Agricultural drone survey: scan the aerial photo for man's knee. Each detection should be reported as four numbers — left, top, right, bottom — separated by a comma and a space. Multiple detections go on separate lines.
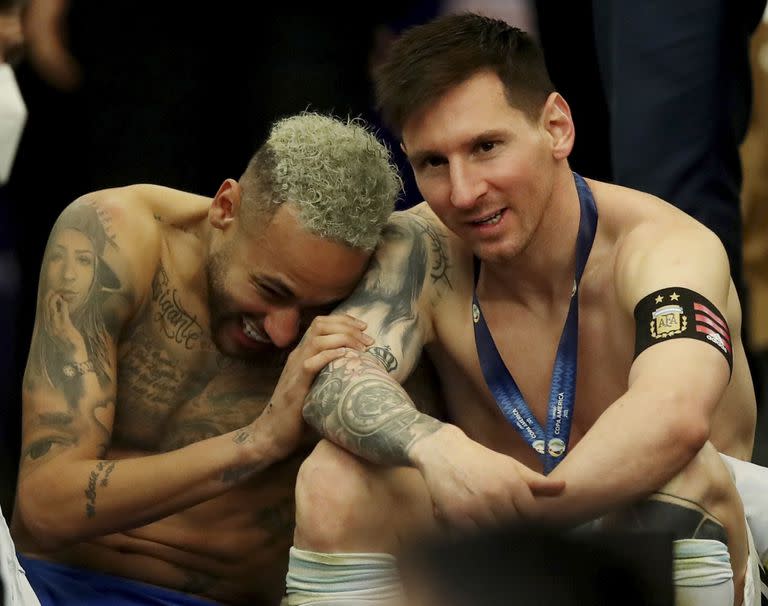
294, 440, 390, 551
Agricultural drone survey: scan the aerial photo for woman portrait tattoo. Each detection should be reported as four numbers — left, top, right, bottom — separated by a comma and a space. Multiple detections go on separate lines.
27, 204, 121, 403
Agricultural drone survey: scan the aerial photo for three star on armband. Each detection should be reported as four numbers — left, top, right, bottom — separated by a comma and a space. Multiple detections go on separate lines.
654, 292, 680, 304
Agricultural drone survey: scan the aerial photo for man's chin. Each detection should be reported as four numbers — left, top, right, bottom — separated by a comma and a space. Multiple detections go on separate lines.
211, 329, 279, 361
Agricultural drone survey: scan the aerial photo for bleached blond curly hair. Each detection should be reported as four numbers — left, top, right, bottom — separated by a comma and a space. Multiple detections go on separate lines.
239, 112, 402, 251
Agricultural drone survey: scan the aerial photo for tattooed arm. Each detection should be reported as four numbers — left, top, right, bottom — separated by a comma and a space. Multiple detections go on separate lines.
303, 209, 451, 466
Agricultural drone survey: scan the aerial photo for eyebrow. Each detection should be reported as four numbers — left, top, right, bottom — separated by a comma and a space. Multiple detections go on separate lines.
407, 129, 509, 167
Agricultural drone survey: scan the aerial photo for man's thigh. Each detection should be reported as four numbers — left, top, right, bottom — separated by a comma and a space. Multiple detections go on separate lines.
604, 442, 749, 600
610, 443, 745, 546
294, 440, 436, 553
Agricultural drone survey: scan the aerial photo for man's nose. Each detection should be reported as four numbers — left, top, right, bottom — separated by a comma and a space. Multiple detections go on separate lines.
263, 306, 300, 349
449, 162, 486, 208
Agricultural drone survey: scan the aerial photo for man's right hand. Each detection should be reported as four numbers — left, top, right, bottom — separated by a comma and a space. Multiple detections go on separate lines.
255, 314, 374, 461
410, 425, 566, 528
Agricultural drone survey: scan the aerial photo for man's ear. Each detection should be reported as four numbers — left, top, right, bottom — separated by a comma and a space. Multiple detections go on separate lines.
540, 92, 575, 160
209, 179, 241, 229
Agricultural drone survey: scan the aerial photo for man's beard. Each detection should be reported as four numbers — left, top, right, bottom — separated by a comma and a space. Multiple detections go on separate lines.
205, 247, 286, 363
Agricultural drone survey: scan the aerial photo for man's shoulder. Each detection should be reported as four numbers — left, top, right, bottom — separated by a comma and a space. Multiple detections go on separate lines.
58, 186, 174, 301
68, 185, 163, 255
394, 200, 441, 224
387, 202, 461, 249
592, 179, 721, 257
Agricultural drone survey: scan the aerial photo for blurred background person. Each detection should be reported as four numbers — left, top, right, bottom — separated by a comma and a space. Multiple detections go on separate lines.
0, 0, 27, 515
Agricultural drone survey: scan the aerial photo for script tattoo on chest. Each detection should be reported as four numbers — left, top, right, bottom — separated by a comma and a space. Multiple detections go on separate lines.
151, 264, 203, 349
120, 329, 207, 407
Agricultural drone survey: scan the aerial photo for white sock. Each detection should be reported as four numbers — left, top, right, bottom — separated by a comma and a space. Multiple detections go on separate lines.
673, 538, 734, 606
284, 547, 402, 605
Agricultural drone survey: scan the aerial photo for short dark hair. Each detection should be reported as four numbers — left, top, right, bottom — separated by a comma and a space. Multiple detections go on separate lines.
374, 12, 555, 136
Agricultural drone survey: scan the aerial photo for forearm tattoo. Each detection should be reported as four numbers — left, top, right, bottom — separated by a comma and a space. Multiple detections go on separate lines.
217, 425, 265, 485
84, 460, 116, 518
304, 352, 442, 465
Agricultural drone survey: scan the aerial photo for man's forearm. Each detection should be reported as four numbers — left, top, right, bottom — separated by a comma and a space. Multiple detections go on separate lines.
17, 421, 278, 549
533, 392, 704, 526
303, 350, 444, 466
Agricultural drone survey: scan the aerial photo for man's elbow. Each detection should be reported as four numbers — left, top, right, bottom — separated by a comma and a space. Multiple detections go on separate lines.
665, 403, 711, 461
17, 479, 76, 552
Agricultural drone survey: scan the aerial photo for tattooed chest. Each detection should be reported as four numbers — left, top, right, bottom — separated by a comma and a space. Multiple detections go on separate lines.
112, 263, 285, 451
114, 327, 216, 448
114, 328, 284, 452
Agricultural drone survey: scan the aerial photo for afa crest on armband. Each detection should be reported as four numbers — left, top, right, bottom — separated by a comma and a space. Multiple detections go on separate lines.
650, 299, 687, 339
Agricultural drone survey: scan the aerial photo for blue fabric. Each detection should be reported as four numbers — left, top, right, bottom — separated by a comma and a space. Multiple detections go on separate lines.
17, 553, 216, 606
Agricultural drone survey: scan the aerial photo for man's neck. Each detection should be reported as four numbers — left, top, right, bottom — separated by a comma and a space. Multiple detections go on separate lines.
479, 170, 582, 308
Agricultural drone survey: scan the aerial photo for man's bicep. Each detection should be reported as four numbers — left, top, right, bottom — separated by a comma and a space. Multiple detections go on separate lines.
620, 225, 733, 408
617, 224, 732, 320
333, 214, 438, 383
19, 200, 136, 471
628, 338, 729, 408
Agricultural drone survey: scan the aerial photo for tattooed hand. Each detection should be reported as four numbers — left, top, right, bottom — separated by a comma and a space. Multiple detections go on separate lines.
45, 291, 88, 358
254, 314, 374, 460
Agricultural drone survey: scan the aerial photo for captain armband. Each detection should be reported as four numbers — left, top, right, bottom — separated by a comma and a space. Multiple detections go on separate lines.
633, 287, 733, 374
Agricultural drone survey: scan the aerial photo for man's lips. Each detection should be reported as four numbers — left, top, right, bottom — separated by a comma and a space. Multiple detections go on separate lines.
468, 208, 505, 226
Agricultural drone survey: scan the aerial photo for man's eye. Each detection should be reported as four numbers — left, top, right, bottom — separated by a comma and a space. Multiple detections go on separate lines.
478, 141, 496, 153
425, 156, 445, 168
259, 285, 280, 300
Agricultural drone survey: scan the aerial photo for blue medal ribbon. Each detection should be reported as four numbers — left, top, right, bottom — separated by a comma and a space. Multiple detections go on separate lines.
471, 172, 598, 473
